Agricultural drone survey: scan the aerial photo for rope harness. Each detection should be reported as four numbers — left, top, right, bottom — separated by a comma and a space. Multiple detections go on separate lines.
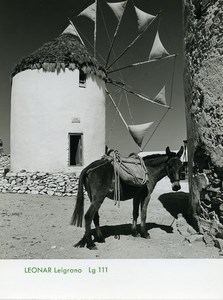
85, 151, 149, 207
107, 150, 149, 206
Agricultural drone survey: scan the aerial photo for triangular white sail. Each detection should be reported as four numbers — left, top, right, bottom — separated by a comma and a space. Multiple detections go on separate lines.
78, 2, 96, 23
128, 122, 153, 147
154, 85, 167, 106
107, 1, 127, 21
62, 24, 84, 45
134, 6, 155, 32
78, 1, 98, 57
149, 31, 170, 60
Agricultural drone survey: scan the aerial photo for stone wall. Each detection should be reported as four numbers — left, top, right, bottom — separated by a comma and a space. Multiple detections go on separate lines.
0, 171, 78, 196
0, 139, 79, 197
184, 0, 223, 234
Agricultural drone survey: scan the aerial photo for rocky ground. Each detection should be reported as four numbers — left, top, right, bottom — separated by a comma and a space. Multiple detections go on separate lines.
0, 178, 221, 259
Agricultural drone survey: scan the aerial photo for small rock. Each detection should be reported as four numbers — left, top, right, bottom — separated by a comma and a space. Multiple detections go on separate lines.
203, 232, 215, 247
57, 176, 64, 183
185, 234, 204, 244
47, 190, 54, 196
55, 192, 62, 197
31, 190, 39, 195
187, 226, 197, 235
6, 172, 16, 178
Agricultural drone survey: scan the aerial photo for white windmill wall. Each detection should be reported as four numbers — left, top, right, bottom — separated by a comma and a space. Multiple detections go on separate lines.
10, 69, 106, 173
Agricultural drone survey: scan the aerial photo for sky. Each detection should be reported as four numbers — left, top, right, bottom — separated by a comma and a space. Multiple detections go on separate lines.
0, 0, 185, 155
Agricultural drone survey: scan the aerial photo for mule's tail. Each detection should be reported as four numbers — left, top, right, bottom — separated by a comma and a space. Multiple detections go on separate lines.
70, 168, 88, 227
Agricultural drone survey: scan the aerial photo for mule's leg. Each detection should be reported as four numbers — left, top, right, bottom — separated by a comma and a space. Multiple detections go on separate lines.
93, 211, 105, 243
84, 201, 103, 249
132, 197, 141, 237
132, 187, 147, 237
75, 201, 101, 249
140, 192, 151, 239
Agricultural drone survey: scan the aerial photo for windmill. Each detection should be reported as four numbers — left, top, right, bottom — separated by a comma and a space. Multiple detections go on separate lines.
10, 0, 178, 173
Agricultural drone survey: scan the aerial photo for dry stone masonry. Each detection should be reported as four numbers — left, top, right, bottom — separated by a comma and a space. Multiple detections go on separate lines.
0, 171, 79, 197
0, 139, 79, 196
184, 0, 223, 236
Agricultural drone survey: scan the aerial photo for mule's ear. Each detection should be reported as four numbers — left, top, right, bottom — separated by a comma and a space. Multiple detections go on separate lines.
166, 146, 171, 156
177, 146, 184, 158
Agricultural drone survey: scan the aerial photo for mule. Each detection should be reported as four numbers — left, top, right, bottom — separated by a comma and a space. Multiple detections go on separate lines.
71, 146, 183, 249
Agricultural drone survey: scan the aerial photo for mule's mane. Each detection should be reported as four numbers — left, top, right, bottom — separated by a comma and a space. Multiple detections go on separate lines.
142, 152, 177, 167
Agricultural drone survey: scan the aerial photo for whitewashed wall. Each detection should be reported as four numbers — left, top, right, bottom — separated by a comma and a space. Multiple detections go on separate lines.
10, 69, 105, 173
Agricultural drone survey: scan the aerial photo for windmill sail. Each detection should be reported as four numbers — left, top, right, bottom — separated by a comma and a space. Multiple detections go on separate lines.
62, 23, 85, 45
78, 2, 96, 22
154, 85, 167, 106
128, 122, 153, 147
78, 1, 97, 56
149, 31, 170, 60
105, 1, 128, 68
107, 1, 127, 21
134, 6, 155, 32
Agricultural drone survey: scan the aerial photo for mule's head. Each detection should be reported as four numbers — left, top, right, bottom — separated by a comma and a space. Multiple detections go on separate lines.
166, 146, 184, 191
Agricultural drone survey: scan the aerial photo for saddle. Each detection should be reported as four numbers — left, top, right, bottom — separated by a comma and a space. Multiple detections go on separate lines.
104, 150, 148, 187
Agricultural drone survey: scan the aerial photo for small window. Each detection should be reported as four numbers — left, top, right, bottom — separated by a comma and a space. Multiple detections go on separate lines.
79, 70, 86, 88
69, 134, 83, 166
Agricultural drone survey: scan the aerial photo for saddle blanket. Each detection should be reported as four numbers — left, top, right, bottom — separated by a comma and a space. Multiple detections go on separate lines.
104, 151, 148, 187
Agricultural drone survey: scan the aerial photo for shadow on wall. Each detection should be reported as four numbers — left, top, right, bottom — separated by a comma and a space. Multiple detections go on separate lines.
158, 192, 193, 226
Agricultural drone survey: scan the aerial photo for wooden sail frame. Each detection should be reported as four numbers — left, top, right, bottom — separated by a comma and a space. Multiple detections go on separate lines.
74, 0, 177, 149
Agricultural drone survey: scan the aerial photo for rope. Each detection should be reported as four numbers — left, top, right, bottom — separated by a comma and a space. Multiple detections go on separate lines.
113, 151, 121, 207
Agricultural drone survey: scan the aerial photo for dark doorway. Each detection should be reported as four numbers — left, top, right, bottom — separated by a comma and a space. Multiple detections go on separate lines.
69, 134, 83, 166
79, 70, 87, 88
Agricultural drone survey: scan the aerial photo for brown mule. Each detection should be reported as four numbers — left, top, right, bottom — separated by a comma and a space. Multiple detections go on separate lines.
71, 146, 183, 249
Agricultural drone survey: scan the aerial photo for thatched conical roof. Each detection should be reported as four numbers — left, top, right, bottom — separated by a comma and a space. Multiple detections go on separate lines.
12, 33, 106, 79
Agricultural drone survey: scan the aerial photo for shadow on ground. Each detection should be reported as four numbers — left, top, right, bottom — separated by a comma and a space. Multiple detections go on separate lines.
158, 191, 195, 228
91, 222, 173, 240
89, 192, 192, 241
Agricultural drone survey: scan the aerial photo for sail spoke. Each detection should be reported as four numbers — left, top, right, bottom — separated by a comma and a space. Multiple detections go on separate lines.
105, 88, 128, 129
105, 0, 128, 68
106, 88, 153, 149
106, 12, 160, 71
107, 54, 176, 74
108, 80, 171, 108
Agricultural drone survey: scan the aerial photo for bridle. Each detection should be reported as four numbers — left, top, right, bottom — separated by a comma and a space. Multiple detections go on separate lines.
166, 156, 182, 184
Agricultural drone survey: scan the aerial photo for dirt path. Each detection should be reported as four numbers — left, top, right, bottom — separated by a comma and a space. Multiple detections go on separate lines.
0, 178, 220, 259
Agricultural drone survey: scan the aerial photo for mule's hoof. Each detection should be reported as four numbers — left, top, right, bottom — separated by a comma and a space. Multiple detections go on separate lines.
140, 232, 151, 239
132, 231, 140, 237
87, 243, 98, 250
97, 237, 105, 243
